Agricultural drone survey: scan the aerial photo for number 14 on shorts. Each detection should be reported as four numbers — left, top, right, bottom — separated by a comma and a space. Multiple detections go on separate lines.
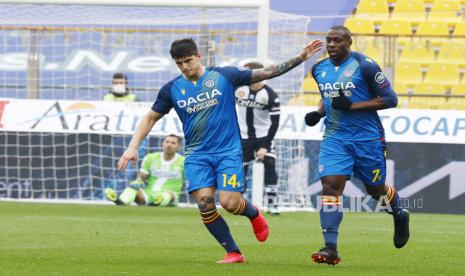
222, 174, 240, 188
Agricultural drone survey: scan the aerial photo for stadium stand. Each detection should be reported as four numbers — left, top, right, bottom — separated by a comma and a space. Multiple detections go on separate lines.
354, 0, 390, 23
428, 0, 462, 25
390, 0, 426, 24
297, 0, 465, 110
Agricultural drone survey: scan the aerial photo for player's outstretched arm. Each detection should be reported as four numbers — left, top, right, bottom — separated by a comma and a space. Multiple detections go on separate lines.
250, 40, 323, 84
117, 110, 163, 171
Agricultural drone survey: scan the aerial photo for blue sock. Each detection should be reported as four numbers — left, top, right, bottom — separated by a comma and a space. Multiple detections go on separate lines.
201, 208, 240, 253
233, 198, 259, 220
386, 185, 402, 216
320, 195, 343, 248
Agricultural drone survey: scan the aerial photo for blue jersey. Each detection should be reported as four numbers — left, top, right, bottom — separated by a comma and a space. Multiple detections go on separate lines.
152, 66, 252, 156
312, 51, 396, 141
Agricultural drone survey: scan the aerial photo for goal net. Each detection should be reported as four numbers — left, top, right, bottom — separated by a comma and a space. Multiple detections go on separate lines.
0, 1, 313, 209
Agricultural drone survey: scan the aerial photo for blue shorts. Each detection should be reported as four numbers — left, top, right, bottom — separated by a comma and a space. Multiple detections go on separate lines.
184, 154, 246, 193
318, 138, 386, 186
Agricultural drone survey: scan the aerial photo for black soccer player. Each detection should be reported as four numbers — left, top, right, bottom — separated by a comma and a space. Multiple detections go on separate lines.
305, 26, 410, 265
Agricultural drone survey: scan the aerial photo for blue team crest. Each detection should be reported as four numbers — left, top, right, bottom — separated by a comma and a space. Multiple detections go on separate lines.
205, 79, 215, 88
321, 72, 326, 78
344, 69, 353, 77
181, 89, 186, 95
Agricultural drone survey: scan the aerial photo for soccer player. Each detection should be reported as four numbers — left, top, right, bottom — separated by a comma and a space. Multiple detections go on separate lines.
117, 38, 323, 263
305, 26, 410, 265
235, 61, 281, 215
105, 134, 184, 207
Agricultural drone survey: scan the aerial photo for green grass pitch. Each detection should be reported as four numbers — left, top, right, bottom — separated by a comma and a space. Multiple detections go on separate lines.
1, 201, 464, 275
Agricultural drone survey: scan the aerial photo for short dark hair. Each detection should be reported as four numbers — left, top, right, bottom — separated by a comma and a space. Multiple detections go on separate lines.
329, 25, 352, 40
169, 38, 199, 59
112, 72, 128, 81
166, 134, 181, 144
244, 61, 264, 70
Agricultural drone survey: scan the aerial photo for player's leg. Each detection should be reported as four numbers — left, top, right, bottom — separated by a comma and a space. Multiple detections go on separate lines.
312, 138, 353, 265
105, 180, 145, 205
147, 190, 177, 207
186, 155, 244, 263
263, 153, 279, 215
354, 140, 410, 248
193, 187, 245, 264
216, 154, 269, 243
241, 139, 255, 183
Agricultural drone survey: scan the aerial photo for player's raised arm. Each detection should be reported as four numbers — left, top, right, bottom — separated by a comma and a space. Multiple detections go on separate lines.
117, 110, 163, 171
250, 40, 323, 84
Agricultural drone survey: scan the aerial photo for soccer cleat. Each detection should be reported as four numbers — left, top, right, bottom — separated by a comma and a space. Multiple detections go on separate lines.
251, 211, 269, 242
216, 252, 246, 264
267, 206, 280, 216
311, 246, 341, 265
104, 188, 117, 202
394, 209, 410, 248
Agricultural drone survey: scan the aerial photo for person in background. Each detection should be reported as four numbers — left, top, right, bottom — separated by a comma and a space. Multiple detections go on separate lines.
105, 134, 184, 207
104, 72, 138, 102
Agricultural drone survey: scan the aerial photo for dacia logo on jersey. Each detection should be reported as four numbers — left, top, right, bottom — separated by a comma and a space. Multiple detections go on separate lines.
177, 89, 222, 113
319, 81, 356, 91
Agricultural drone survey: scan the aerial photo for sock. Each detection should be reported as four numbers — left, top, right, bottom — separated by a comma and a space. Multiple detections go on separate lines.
320, 195, 343, 248
385, 185, 402, 217
201, 208, 240, 253
232, 198, 259, 220
118, 187, 137, 205
265, 184, 278, 208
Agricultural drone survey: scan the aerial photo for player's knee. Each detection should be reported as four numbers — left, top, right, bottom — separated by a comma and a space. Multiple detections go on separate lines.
134, 191, 147, 205
365, 183, 386, 198
197, 196, 216, 212
219, 197, 240, 213
321, 177, 345, 195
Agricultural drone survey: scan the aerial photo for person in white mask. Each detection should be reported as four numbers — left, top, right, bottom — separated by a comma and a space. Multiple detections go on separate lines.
104, 72, 138, 102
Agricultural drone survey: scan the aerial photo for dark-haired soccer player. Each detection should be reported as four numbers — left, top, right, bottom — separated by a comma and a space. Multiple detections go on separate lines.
118, 38, 323, 263
305, 26, 410, 265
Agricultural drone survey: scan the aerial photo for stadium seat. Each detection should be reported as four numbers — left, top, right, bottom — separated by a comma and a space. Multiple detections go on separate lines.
407, 96, 447, 109
302, 76, 320, 92
288, 93, 321, 106
453, 21, 465, 36
397, 43, 435, 64
394, 82, 410, 94
352, 36, 375, 52
344, 17, 376, 34
397, 95, 411, 108
451, 84, 465, 95
424, 63, 461, 86
416, 21, 450, 46
416, 21, 450, 36
428, 0, 462, 25
413, 83, 447, 94
379, 20, 413, 35
391, 0, 427, 24
436, 41, 465, 66
445, 97, 465, 110
354, 0, 390, 23
395, 62, 423, 84
364, 43, 384, 65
